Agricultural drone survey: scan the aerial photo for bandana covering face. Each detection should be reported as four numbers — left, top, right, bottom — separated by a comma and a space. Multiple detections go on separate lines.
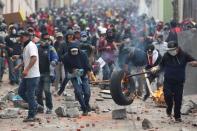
168, 49, 177, 56
71, 48, 79, 55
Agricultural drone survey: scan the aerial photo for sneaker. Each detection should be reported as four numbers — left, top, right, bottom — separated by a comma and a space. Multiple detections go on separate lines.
142, 94, 150, 101
46, 109, 52, 114
167, 114, 173, 119
166, 109, 172, 118
37, 105, 44, 113
9, 81, 15, 85
175, 118, 182, 122
23, 117, 36, 122
86, 105, 91, 112
57, 90, 62, 96
82, 111, 88, 116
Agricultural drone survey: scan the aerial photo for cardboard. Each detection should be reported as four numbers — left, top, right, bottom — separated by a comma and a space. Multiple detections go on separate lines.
3, 11, 26, 24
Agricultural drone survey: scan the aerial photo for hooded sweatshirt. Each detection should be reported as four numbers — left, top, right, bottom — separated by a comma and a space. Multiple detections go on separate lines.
63, 43, 91, 78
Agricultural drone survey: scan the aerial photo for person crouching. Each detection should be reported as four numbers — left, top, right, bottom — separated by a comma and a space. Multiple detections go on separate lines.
63, 42, 93, 116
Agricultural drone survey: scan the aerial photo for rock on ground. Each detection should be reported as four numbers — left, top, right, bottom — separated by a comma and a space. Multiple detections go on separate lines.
112, 109, 127, 119
64, 101, 80, 108
64, 95, 75, 101
0, 101, 7, 110
181, 100, 196, 115
0, 108, 20, 119
55, 106, 67, 117
142, 118, 153, 130
66, 107, 80, 118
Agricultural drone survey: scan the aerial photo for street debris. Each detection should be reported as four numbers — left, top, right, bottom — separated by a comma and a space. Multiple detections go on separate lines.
181, 100, 197, 115
112, 108, 127, 119
95, 97, 104, 101
192, 117, 197, 127
67, 107, 80, 118
64, 95, 75, 101
101, 94, 112, 99
142, 118, 153, 130
100, 90, 111, 94
55, 106, 67, 117
0, 101, 7, 110
0, 108, 20, 119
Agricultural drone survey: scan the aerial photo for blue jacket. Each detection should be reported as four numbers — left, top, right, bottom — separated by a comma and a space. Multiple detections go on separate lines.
38, 44, 59, 74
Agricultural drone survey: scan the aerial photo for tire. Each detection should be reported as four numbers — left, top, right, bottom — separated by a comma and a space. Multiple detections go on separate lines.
110, 70, 135, 105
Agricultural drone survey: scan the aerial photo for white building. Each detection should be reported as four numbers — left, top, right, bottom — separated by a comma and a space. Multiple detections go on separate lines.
146, 0, 184, 22
36, 0, 71, 10
1, 0, 35, 16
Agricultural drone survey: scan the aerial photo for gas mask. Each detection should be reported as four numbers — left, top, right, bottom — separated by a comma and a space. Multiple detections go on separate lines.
168, 49, 177, 56
71, 48, 79, 55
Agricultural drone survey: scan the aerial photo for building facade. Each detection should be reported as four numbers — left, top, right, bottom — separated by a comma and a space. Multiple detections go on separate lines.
36, 0, 72, 10
146, 0, 173, 22
1, 0, 35, 16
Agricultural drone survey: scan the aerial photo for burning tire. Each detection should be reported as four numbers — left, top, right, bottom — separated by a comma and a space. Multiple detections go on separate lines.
110, 70, 136, 105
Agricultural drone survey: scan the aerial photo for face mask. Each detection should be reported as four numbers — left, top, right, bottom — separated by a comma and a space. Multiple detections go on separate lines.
12, 29, 16, 34
168, 50, 177, 56
71, 48, 79, 55
157, 38, 162, 43
81, 36, 87, 42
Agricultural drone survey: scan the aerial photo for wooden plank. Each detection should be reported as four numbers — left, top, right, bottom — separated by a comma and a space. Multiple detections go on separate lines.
100, 90, 111, 94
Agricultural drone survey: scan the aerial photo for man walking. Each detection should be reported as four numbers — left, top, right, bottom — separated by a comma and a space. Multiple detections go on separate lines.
17, 30, 42, 122
37, 33, 58, 114
151, 41, 197, 122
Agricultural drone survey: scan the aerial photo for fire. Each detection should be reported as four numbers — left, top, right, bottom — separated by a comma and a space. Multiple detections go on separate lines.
152, 86, 166, 107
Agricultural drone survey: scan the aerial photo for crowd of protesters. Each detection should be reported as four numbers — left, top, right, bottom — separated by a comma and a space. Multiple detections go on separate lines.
0, 0, 197, 122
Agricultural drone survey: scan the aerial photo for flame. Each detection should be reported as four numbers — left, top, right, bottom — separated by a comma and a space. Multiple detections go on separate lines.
152, 86, 166, 106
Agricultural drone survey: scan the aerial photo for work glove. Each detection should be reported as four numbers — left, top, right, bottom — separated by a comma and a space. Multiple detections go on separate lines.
88, 71, 96, 81
76, 69, 84, 76
150, 66, 160, 74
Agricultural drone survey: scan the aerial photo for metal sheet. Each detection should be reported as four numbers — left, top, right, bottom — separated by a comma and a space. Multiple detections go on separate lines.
178, 30, 197, 95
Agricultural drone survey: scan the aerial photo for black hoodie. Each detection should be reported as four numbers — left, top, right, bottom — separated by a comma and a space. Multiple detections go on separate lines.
63, 43, 91, 78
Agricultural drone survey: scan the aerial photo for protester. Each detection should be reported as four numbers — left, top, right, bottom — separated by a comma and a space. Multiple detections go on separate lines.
53, 32, 66, 90
0, 0, 197, 123
63, 42, 92, 116
17, 30, 43, 122
150, 41, 197, 122
5, 25, 21, 85
37, 33, 58, 114
143, 44, 162, 101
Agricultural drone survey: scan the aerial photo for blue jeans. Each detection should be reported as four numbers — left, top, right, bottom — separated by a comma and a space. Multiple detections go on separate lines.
102, 63, 114, 80
8, 58, 20, 83
37, 73, 53, 109
0, 57, 4, 81
58, 70, 69, 95
18, 77, 40, 118
71, 77, 91, 112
